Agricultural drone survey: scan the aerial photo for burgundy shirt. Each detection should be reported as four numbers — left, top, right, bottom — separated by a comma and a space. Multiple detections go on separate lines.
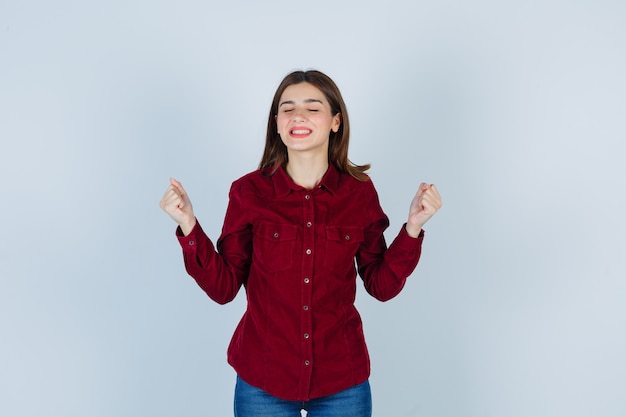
176, 164, 423, 401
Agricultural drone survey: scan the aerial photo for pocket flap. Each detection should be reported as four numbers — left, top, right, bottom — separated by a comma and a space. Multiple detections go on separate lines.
258, 223, 298, 242
325, 226, 364, 244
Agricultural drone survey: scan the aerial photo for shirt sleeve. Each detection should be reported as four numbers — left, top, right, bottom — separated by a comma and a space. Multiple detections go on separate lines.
176, 181, 252, 305
356, 183, 423, 302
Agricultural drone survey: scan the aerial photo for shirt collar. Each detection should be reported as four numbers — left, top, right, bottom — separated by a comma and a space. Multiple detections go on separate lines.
271, 163, 340, 198
319, 163, 340, 195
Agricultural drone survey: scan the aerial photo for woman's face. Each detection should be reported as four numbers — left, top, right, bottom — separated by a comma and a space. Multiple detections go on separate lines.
275, 82, 341, 158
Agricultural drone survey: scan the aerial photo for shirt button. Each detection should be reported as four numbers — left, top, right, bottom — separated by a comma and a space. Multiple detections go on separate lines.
304, 333, 310, 339
306, 221, 312, 228
273, 232, 279, 238
345, 235, 350, 240
303, 305, 309, 311
188, 241, 195, 246
306, 249, 312, 255
304, 278, 310, 284
304, 360, 310, 366
305, 195, 310, 200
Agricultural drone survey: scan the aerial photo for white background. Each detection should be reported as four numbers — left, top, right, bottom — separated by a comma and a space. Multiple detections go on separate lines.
1, 1, 625, 416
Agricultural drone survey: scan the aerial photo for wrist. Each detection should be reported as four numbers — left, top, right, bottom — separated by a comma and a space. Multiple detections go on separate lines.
179, 218, 197, 236
405, 223, 422, 238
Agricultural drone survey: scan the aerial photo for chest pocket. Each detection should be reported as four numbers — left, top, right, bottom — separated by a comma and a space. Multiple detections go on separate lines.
253, 223, 299, 272
322, 226, 364, 276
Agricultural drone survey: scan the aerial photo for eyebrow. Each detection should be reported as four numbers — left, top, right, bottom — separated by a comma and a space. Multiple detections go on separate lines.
279, 98, 324, 107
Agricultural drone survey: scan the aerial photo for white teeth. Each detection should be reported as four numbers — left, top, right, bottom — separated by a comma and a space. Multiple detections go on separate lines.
291, 129, 311, 135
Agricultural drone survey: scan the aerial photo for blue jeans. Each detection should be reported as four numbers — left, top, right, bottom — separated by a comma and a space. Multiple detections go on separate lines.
234, 376, 372, 417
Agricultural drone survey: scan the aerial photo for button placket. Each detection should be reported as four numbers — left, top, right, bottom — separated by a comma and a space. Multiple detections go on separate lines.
298, 189, 315, 397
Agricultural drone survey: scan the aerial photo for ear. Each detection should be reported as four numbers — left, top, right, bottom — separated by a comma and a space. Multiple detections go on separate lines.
331, 113, 341, 133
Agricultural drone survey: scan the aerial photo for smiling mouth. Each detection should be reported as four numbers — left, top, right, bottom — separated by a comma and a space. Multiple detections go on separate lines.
290, 129, 312, 135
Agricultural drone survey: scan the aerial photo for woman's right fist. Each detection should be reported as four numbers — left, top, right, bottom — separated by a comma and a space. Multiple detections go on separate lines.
159, 178, 197, 236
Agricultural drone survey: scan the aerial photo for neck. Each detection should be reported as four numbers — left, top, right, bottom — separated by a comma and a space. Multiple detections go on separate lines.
285, 152, 329, 190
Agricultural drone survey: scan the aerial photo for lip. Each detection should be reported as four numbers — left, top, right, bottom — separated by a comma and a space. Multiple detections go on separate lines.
289, 126, 312, 138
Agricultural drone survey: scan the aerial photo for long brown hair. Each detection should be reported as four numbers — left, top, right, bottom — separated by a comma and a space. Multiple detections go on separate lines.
258, 70, 370, 181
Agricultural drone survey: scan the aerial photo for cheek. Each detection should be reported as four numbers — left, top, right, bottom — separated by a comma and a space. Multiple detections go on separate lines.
319, 116, 337, 131
276, 116, 289, 131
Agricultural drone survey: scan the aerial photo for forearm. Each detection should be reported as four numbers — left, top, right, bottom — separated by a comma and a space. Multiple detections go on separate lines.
359, 224, 423, 301
177, 221, 248, 304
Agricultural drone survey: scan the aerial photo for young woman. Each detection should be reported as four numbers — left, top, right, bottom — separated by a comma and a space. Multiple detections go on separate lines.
159, 70, 442, 417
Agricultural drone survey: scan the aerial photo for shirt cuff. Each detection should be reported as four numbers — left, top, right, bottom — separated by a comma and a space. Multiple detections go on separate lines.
176, 219, 203, 252
394, 223, 424, 252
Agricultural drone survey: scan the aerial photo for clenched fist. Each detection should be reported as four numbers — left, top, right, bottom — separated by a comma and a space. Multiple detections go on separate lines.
159, 178, 197, 236
405, 183, 442, 238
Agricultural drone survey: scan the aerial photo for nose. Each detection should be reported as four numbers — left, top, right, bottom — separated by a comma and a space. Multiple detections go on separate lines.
292, 108, 305, 122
